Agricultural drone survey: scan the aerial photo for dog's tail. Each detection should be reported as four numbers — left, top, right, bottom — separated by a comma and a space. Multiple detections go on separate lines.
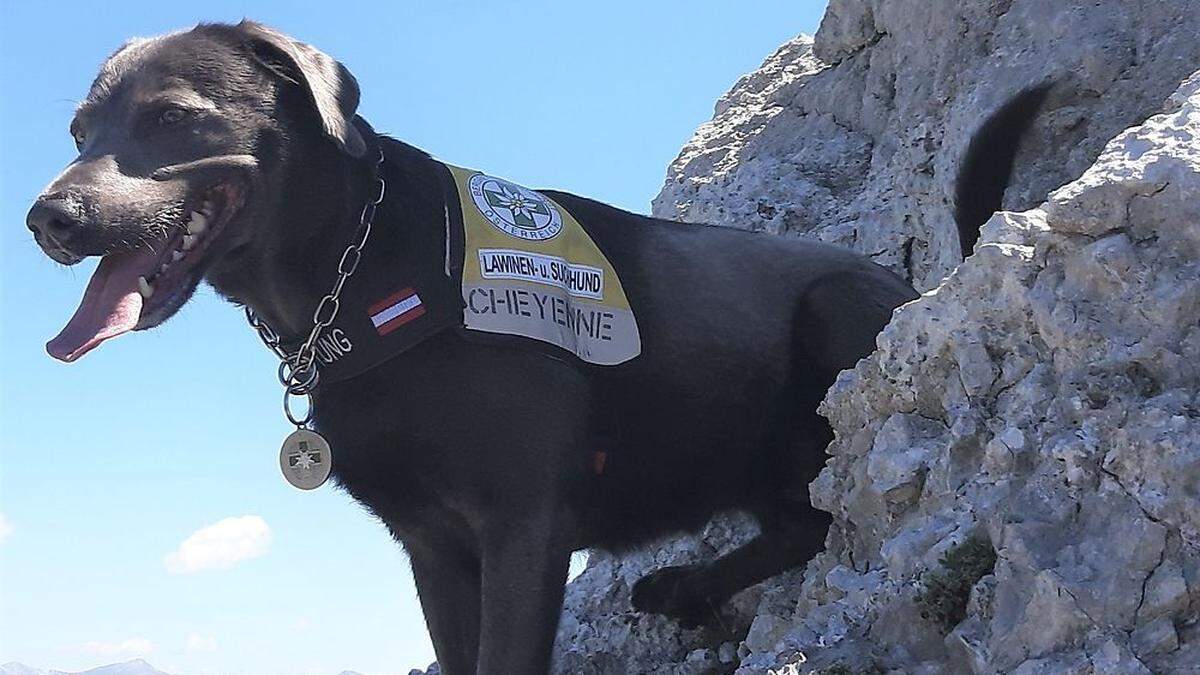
954, 84, 1054, 257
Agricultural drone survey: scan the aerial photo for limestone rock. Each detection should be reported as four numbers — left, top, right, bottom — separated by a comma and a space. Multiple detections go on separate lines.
652, 0, 1200, 292
778, 68, 1200, 674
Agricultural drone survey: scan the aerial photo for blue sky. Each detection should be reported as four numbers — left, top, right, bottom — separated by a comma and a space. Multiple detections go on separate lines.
0, 2, 827, 673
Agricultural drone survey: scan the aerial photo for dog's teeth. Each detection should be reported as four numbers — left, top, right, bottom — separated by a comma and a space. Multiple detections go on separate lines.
187, 212, 208, 235
172, 250, 185, 262
182, 234, 196, 250
200, 200, 214, 216
137, 276, 154, 299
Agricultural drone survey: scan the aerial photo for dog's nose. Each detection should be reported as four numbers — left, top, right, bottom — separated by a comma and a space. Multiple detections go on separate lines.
27, 197, 83, 244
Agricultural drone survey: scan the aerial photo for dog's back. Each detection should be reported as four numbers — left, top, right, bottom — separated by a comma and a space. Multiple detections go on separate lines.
541, 192, 918, 548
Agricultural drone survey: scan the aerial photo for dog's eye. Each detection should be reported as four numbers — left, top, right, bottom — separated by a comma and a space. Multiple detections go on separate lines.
158, 107, 189, 125
69, 120, 86, 150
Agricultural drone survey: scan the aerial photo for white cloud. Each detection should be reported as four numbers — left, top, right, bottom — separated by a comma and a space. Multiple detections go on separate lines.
185, 632, 217, 652
0, 513, 12, 543
74, 637, 154, 657
165, 515, 271, 574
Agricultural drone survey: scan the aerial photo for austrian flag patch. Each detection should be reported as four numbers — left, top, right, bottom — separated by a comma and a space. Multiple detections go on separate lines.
369, 288, 425, 336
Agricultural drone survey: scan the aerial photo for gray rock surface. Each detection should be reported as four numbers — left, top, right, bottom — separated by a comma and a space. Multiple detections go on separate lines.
773, 68, 1200, 674
652, 0, 1200, 292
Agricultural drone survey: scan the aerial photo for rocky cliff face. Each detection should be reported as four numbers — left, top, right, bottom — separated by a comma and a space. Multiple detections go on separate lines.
547, 1, 1200, 673
653, 0, 1200, 292
786, 69, 1200, 675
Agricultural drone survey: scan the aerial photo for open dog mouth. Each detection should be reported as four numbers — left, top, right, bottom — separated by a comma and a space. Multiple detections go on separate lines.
46, 183, 244, 362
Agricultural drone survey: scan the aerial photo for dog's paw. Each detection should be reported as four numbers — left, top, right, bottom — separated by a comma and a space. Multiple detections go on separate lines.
630, 564, 723, 628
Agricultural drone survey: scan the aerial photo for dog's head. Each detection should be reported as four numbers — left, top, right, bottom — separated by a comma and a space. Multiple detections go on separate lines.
29, 21, 365, 362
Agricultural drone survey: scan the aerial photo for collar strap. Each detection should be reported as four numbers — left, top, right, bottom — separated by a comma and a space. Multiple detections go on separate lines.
246, 146, 386, 427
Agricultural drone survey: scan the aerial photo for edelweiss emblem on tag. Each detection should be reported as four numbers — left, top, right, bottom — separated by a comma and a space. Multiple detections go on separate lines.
279, 429, 332, 490
469, 173, 563, 241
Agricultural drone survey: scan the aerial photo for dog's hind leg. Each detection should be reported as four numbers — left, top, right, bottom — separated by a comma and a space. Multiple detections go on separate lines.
408, 541, 482, 675
631, 497, 831, 628
632, 268, 913, 627
630, 265, 918, 624
629, 376, 835, 628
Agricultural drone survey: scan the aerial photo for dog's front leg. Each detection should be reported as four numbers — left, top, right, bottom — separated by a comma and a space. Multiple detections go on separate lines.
409, 542, 482, 675
476, 507, 572, 675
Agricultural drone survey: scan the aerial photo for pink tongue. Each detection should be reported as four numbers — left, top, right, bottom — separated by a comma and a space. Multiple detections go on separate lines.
47, 249, 154, 362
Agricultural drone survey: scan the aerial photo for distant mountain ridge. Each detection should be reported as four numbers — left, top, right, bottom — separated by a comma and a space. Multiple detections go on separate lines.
0, 660, 169, 675
0, 662, 367, 675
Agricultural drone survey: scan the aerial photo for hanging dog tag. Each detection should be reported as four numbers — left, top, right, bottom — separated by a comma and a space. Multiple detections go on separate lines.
279, 428, 332, 490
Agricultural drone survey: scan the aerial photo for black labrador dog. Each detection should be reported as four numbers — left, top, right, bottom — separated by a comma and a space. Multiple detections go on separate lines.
28, 22, 918, 674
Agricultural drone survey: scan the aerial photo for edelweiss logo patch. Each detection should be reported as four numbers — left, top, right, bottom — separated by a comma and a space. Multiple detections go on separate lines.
468, 173, 563, 241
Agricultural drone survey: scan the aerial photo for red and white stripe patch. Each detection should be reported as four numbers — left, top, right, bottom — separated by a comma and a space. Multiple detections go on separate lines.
368, 287, 426, 336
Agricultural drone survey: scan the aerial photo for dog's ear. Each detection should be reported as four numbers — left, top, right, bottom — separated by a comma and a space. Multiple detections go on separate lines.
237, 21, 366, 157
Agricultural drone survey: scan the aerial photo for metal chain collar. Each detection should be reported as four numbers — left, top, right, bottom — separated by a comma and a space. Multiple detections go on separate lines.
245, 147, 387, 428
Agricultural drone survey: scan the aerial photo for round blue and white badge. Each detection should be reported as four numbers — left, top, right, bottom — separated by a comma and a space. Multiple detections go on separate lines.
468, 173, 563, 241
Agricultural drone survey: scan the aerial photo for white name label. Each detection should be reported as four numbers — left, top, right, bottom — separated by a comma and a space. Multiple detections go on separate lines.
478, 248, 604, 300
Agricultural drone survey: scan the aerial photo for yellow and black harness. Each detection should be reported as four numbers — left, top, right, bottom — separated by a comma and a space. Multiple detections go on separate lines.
301, 162, 642, 386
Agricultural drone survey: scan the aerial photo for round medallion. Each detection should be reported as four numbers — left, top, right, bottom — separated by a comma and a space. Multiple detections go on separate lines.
279, 428, 332, 490
468, 172, 563, 241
